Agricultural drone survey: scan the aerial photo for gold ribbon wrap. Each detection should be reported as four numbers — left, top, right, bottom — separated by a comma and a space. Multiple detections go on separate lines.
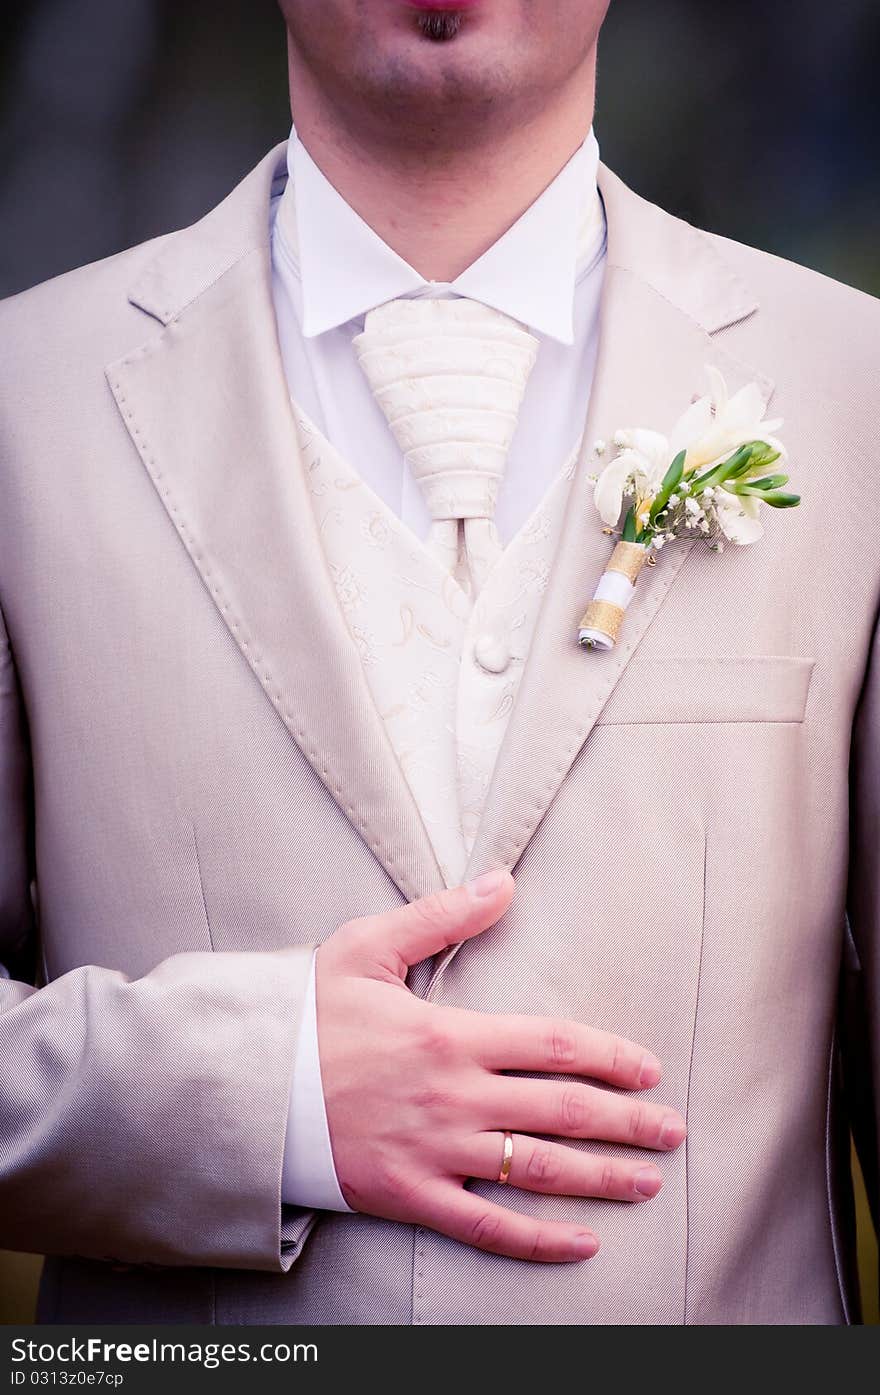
579, 541, 650, 649
579, 598, 625, 642
605, 540, 650, 583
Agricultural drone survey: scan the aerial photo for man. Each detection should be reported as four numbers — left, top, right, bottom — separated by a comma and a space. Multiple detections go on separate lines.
0, 0, 877, 1326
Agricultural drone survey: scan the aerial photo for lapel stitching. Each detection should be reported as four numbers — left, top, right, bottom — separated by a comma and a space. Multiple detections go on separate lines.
107, 146, 772, 938
108, 244, 446, 905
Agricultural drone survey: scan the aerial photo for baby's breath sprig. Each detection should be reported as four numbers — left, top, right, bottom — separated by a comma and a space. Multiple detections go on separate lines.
578, 368, 801, 650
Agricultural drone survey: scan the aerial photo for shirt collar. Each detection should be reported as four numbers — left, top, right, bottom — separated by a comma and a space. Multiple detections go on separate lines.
274, 120, 604, 347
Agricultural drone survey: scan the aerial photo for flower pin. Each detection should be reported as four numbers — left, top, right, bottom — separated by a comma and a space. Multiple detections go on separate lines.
578, 367, 800, 650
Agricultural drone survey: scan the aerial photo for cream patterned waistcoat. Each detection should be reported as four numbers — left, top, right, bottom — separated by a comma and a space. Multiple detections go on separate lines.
295, 401, 579, 886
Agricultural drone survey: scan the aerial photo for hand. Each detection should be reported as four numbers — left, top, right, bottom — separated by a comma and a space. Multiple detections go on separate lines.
315, 869, 686, 1263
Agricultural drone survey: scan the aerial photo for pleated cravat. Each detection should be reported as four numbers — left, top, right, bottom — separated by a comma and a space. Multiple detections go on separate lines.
352, 298, 539, 595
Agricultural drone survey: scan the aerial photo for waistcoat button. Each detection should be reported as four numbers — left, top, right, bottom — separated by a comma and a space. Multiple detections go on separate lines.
473, 626, 511, 674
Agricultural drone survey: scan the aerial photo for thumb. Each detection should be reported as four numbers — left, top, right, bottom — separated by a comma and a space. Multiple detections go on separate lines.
352, 869, 515, 978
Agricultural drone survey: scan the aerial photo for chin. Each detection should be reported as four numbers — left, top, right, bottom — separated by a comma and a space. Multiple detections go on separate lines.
283, 0, 565, 134
352, 10, 513, 118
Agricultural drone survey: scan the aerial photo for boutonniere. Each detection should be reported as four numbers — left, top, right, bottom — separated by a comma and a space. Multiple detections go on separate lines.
578, 367, 800, 650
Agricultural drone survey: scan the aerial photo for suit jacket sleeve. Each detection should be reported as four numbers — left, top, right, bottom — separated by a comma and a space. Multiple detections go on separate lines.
844, 599, 880, 1243
0, 599, 319, 1272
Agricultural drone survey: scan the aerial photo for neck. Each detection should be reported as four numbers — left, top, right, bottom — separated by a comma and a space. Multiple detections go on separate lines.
287, 57, 597, 283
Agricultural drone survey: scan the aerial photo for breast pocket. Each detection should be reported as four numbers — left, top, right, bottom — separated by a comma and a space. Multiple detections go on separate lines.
594, 655, 815, 726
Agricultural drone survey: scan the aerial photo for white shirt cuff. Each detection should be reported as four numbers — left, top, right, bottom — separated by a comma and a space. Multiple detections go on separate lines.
280, 947, 354, 1212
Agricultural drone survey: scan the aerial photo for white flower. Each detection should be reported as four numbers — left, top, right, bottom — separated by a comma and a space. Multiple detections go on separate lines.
593, 429, 669, 527
593, 438, 607, 455
596, 368, 786, 543
713, 487, 765, 544
668, 365, 785, 475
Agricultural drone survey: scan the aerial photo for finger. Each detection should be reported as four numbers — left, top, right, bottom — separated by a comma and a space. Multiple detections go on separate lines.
486, 1079, 687, 1151
460, 1132, 664, 1202
423, 1182, 600, 1263
462, 1011, 662, 1090
345, 869, 515, 974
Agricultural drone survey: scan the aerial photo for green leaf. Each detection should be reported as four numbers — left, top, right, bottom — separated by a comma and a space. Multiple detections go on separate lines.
739, 473, 789, 492
745, 441, 782, 471
661, 449, 687, 493
759, 491, 801, 508
690, 443, 753, 491
726, 447, 769, 479
648, 449, 686, 522
622, 506, 637, 541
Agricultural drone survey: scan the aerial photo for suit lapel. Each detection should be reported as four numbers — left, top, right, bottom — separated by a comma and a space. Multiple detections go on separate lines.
428, 165, 774, 988
107, 146, 445, 904
104, 143, 772, 932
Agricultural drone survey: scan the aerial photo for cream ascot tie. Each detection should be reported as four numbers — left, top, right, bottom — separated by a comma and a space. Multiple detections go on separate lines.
352, 298, 540, 595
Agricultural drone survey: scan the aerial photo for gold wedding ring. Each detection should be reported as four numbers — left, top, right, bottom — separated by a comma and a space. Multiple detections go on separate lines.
497, 1131, 514, 1185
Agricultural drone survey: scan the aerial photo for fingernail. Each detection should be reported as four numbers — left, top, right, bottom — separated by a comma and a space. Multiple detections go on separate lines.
661, 1114, 687, 1148
634, 1167, 662, 1198
468, 868, 507, 898
571, 1231, 600, 1258
638, 1053, 661, 1088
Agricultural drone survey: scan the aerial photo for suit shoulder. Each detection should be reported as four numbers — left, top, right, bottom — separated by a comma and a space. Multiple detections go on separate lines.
0, 231, 178, 368
0, 142, 285, 361
690, 222, 880, 507
702, 225, 880, 353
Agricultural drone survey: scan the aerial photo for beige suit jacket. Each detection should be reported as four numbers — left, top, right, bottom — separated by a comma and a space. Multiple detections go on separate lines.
1, 141, 878, 1325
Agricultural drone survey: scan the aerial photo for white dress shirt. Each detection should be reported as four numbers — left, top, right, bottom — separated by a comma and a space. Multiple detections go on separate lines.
271, 121, 607, 1211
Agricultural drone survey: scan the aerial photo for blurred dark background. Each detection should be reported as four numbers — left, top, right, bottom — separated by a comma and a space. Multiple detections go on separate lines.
0, 0, 877, 1325
1, 0, 879, 300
